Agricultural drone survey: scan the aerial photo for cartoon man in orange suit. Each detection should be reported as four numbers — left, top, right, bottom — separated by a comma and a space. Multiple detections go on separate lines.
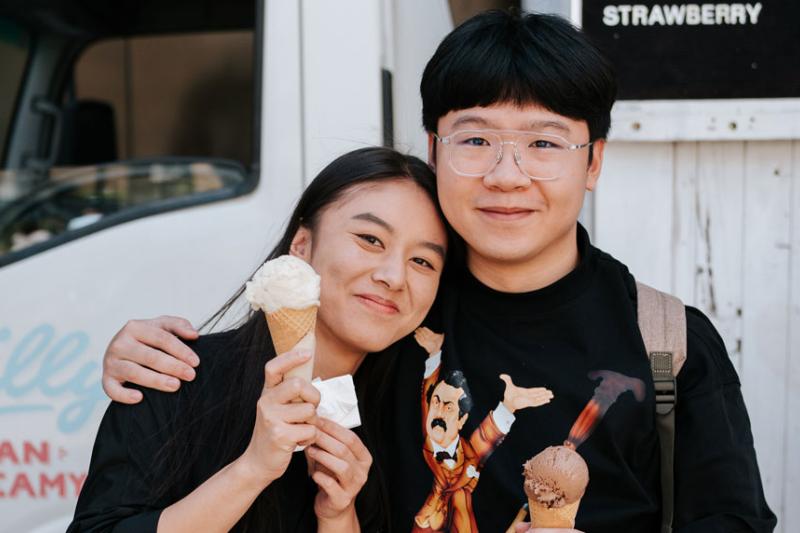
412, 327, 554, 533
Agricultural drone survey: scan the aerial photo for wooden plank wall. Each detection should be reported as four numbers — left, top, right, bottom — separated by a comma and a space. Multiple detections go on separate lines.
594, 141, 799, 532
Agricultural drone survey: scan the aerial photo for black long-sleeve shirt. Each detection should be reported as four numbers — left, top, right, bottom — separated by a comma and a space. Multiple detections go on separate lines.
382, 225, 776, 532
68, 331, 323, 532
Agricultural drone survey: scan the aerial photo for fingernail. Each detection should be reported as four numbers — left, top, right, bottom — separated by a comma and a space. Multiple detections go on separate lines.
183, 368, 196, 381
190, 356, 200, 366
130, 391, 143, 402
166, 378, 180, 389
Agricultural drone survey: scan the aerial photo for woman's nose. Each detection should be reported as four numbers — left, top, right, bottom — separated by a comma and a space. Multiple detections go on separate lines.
371, 254, 406, 290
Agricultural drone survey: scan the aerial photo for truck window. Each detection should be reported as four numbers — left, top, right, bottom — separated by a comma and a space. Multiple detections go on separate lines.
0, 18, 29, 163
0, 28, 256, 261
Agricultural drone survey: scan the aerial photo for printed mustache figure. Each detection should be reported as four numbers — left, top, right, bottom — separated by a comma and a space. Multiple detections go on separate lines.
413, 327, 553, 533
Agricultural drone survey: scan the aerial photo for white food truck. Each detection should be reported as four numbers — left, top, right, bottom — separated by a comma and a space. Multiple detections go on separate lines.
2, 0, 798, 531
0, 0, 467, 529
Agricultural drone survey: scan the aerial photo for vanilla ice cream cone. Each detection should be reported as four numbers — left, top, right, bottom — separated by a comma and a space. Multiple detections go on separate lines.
266, 306, 317, 381
527, 498, 580, 528
245, 255, 321, 382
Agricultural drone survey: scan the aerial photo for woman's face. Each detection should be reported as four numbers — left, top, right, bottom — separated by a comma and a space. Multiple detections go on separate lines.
291, 179, 447, 354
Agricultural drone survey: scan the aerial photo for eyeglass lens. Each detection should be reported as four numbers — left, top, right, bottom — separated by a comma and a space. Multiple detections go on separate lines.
448, 131, 579, 180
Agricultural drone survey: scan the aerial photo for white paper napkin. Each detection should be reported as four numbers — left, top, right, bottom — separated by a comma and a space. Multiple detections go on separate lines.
294, 374, 361, 452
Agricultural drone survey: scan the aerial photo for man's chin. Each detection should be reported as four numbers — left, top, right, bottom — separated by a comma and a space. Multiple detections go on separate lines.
428, 428, 446, 444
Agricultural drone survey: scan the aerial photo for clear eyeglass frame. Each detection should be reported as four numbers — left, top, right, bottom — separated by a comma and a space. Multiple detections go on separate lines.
434, 129, 593, 181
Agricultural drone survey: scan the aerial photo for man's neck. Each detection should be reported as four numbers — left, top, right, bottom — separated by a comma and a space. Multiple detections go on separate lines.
467, 224, 581, 293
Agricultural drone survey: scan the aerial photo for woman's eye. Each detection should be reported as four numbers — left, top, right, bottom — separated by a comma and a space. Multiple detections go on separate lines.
357, 234, 383, 247
412, 257, 435, 270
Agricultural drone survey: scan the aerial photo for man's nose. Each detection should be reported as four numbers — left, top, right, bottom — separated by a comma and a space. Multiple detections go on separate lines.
371, 253, 406, 290
483, 142, 531, 191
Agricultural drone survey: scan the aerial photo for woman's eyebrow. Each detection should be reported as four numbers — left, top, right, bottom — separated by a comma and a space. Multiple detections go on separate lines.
352, 212, 394, 232
420, 241, 446, 261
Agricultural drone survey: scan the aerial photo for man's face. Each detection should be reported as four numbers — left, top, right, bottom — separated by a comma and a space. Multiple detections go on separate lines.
430, 103, 604, 272
426, 381, 468, 447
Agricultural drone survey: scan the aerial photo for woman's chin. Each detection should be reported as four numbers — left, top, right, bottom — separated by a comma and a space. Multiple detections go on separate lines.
345, 329, 400, 355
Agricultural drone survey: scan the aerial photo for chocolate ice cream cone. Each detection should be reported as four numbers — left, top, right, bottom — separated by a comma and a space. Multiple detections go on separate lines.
527, 497, 581, 528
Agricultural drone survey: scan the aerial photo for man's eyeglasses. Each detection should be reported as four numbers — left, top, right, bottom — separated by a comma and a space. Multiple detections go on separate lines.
434, 129, 593, 181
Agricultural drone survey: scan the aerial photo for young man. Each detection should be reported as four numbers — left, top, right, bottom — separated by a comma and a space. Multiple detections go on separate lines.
100, 11, 775, 533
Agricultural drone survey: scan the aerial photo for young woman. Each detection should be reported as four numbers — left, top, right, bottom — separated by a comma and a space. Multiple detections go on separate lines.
68, 147, 448, 533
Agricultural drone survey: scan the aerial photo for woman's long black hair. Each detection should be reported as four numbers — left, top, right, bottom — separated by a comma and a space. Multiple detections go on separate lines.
150, 147, 443, 532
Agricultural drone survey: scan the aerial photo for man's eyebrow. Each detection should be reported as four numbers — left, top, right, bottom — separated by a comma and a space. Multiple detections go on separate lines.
450, 116, 571, 135
451, 115, 492, 130
352, 212, 393, 233
528, 120, 571, 134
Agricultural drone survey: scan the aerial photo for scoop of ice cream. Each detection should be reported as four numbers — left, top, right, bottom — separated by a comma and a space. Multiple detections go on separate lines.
523, 445, 589, 508
245, 255, 320, 313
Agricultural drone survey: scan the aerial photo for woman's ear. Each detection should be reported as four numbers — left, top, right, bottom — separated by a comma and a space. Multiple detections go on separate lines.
289, 226, 313, 261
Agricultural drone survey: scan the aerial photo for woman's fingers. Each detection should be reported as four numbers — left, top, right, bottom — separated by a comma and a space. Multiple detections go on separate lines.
263, 350, 313, 389
265, 376, 321, 406
315, 418, 371, 465
311, 469, 343, 498
274, 401, 318, 424
307, 446, 351, 480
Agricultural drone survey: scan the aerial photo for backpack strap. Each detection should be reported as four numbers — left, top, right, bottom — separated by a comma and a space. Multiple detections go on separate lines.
635, 281, 687, 533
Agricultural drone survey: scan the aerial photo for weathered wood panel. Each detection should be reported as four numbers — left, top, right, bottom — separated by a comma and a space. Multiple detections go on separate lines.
595, 139, 798, 530
595, 142, 674, 290
741, 141, 792, 524
671, 142, 698, 303
694, 142, 746, 371
784, 141, 800, 533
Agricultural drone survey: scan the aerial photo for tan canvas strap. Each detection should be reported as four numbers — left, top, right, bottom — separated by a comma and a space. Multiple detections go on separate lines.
636, 281, 687, 533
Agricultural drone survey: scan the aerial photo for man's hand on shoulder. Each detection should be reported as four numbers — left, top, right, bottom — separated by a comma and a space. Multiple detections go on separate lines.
102, 316, 200, 404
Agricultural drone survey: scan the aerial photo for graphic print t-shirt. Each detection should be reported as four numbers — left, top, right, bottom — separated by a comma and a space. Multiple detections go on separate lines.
380, 225, 775, 533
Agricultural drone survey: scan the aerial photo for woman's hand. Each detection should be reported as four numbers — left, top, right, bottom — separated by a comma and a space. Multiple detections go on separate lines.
237, 349, 320, 488
307, 417, 372, 528
102, 316, 200, 403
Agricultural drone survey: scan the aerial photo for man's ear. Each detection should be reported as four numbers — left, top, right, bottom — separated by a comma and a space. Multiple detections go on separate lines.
457, 412, 469, 430
289, 226, 313, 261
427, 133, 437, 169
586, 139, 605, 192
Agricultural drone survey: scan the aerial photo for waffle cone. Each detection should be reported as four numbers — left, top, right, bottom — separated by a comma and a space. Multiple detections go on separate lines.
265, 306, 317, 355
528, 498, 580, 529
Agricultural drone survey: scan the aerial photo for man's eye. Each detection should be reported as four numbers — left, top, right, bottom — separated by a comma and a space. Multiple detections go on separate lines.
530, 138, 563, 149
461, 136, 490, 147
357, 234, 383, 247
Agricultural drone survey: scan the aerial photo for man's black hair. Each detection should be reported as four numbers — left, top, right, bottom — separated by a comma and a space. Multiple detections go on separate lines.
427, 369, 473, 419
421, 10, 617, 142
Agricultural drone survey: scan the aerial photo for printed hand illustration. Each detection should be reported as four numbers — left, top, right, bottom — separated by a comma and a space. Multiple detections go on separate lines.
500, 374, 554, 414
414, 327, 444, 355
